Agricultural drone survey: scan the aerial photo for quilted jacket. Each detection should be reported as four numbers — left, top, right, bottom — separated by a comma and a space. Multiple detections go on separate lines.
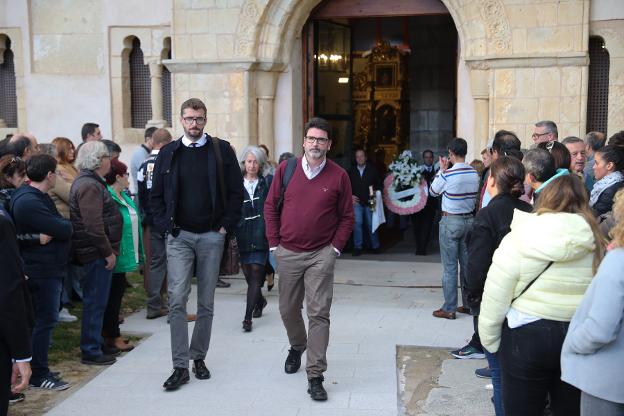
479, 209, 596, 352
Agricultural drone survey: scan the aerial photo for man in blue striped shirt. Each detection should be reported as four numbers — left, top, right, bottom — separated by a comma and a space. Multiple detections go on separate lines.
429, 138, 480, 320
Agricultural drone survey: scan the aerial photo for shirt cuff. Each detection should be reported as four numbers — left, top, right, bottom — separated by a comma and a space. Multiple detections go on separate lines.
13, 357, 32, 363
333, 247, 341, 256
269, 247, 277, 252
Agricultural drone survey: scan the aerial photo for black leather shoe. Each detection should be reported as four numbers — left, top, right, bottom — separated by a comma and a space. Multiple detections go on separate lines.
307, 376, 327, 401
284, 347, 303, 374
216, 278, 231, 288
242, 320, 252, 332
352, 249, 361, 257
252, 297, 267, 318
163, 368, 190, 390
192, 359, 211, 380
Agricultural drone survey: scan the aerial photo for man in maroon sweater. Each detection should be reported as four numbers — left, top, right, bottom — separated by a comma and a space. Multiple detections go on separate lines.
264, 117, 354, 401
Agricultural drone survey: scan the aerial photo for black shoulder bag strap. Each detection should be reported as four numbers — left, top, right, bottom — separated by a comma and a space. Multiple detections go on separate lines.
210, 136, 227, 208
512, 261, 554, 303
277, 156, 297, 212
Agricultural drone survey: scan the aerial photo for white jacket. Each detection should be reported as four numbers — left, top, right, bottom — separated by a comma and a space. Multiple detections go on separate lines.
479, 210, 596, 352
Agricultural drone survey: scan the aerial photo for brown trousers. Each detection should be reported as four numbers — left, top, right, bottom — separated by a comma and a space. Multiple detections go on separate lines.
274, 244, 337, 378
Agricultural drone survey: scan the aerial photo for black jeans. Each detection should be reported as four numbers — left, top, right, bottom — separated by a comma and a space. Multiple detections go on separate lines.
102, 273, 126, 339
499, 319, 580, 416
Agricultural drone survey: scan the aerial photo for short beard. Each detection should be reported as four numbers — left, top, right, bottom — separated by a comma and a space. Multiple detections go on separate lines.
184, 127, 204, 141
305, 148, 326, 161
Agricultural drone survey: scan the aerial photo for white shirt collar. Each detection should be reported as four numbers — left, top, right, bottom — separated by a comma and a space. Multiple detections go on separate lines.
181, 134, 207, 148
302, 156, 327, 180
150, 149, 160, 155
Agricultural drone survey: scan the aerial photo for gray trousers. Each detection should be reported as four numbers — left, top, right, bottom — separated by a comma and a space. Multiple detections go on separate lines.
146, 229, 167, 316
166, 230, 225, 369
275, 244, 337, 378
581, 392, 624, 416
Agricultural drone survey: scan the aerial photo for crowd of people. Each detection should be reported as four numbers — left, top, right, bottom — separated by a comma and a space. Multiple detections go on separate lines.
1, 105, 623, 415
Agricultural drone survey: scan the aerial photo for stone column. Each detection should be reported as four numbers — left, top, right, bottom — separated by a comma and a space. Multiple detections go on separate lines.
469, 69, 490, 152
0, 42, 5, 128
146, 61, 167, 128
255, 71, 279, 157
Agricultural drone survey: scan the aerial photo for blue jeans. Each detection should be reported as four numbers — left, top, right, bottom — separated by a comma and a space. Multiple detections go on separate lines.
353, 203, 380, 249
80, 258, 113, 358
28, 278, 62, 379
486, 350, 504, 416
61, 263, 84, 305
438, 215, 472, 312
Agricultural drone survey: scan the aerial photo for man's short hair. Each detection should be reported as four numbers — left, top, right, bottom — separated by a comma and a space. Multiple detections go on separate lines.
304, 117, 332, 141
584, 131, 606, 151
151, 128, 172, 147
561, 136, 583, 145
81, 123, 100, 141
144, 126, 158, 141
180, 98, 207, 116
422, 149, 434, 159
7, 135, 31, 158
607, 131, 624, 148
448, 137, 468, 157
26, 154, 57, 182
101, 139, 121, 155
523, 148, 556, 183
535, 120, 558, 139
492, 130, 521, 155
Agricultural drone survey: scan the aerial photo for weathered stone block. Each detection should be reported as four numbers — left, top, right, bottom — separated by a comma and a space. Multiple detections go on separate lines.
560, 96, 581, 123
187, 9, 209, 33
207, 9, 240, 34
537, 4, 558, 27
527, 27, 574, 53
494, 69, 515, 97
515, 68, 535, 98
31, 0, 100, 34
33, 34, 103, 75
538, 97, 560, 122
558, 1, 584, 26
191, 34, 217, 58
192, 0, 215, 8
174, 35, 192, 59
561, 67, 581, 97
512, 28, 527, 54
217, 34, 234, 59
534, 67, 561, 97
174, 10, 187, 33
507, 5, 539, 28
494, 98, 538, 124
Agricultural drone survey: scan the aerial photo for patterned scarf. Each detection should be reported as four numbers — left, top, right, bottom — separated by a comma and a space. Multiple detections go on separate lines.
590, 171, 624, 207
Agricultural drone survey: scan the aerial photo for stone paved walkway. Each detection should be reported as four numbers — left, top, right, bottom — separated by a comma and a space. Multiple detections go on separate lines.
46, 256, 486, 416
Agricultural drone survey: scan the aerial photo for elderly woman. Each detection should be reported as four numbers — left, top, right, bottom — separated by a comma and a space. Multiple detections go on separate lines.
236, 145, 273, 332
69, 141, 122, 365
479, 175, 605, 416
102, 159, 142, 352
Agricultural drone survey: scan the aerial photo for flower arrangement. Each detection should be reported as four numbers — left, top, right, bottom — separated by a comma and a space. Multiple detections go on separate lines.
383, 150, 428, 215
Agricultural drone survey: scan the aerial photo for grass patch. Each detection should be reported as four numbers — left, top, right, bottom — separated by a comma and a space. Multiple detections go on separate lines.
49, 272, 146, 365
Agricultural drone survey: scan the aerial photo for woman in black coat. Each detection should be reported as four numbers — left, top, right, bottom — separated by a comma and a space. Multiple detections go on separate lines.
236, 146, 273, 333
463, 157, 533, 416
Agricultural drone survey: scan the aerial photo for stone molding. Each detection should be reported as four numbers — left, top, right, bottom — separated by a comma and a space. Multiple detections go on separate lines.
466, 53, 589, 70
163, 58, 286, 74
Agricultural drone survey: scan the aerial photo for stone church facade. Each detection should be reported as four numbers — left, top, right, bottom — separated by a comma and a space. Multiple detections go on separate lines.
1, 0, 623, 161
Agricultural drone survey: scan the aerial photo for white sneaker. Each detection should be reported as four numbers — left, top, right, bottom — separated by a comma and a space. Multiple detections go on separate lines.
58, 308, 78, 322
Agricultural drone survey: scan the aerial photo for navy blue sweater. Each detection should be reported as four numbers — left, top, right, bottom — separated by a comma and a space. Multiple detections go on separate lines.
10, 185, 73, 279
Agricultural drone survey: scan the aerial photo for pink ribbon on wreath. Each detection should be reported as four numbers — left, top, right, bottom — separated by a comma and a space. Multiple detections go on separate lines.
382, 174, 428, 215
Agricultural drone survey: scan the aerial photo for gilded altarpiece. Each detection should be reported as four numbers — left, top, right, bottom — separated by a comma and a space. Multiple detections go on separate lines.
352, 41, 409, 164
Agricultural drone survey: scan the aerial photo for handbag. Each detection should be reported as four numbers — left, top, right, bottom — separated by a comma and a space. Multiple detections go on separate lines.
210, 136, 241, 276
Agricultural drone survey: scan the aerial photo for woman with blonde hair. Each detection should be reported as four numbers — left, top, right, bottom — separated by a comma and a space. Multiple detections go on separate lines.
479, 174, 605, 416
561, 188, 624, 415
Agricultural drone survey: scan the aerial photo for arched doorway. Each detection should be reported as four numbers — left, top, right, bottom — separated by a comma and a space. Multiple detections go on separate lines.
302, 1, 458, 169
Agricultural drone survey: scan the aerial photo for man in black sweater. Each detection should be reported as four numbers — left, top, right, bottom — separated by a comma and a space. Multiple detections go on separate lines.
347, 148, 382, 256
10, 154, 72, 391
151, 98, 244, 391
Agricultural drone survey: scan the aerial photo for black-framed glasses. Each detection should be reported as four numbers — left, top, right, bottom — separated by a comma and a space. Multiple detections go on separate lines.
183, 117, 206, 125
532, 132, 550, 139
304, 136, 329, 144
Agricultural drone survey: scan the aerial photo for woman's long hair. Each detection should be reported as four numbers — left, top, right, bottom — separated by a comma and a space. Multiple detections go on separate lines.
0, 154, 26, 189
535, 174, 605, 272
51, 137, 75, 165
610, 189, 624, 248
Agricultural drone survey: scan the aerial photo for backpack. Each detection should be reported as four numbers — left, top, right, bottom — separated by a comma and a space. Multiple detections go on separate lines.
277, 157, 297, 212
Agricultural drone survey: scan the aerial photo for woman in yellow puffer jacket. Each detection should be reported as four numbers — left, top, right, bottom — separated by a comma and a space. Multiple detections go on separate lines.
479, 174, 605, 416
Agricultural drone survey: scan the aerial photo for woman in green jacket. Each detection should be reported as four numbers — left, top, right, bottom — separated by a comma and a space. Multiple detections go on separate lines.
102, 158, 143, 352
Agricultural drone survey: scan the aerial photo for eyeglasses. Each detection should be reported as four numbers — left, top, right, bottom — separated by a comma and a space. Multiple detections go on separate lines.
304, 136, 329, 144
532, 132, 551, 139
183, 117, 206, 125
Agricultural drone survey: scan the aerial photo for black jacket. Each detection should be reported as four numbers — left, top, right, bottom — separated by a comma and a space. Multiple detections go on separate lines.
70, 170, 122, 265
235, 175, 271, 253
150, 135, 244, 235
464, 193, 532, 312
137, 152, 158, 226
0, 207, 33, 361
347, 163, 382, 207
421, 165, 438, 208
10, 185, 73, 279
592, 181, 624, 217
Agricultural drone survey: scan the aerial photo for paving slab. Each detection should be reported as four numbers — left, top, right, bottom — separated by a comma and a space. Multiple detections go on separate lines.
45, 257, 489, 416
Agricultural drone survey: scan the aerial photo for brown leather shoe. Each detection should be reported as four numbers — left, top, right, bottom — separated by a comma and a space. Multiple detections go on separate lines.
456, 306, 470, 314
432, 309, 456, 320
106, 336, 134, 352
186, 314, 197, 322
